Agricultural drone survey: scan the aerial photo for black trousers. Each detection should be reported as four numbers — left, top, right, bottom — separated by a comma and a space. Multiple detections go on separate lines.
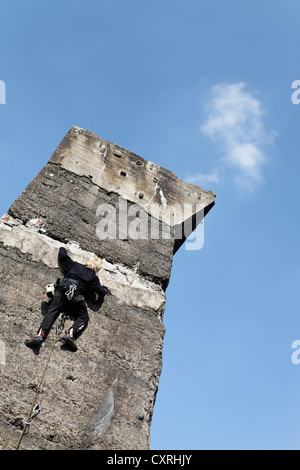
40, 286, 89, 339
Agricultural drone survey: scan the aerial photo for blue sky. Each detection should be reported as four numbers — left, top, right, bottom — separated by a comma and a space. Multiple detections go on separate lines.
1, 0, 300, 450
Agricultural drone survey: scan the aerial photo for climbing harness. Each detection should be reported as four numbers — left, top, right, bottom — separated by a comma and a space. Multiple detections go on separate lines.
14, 313, 68, 451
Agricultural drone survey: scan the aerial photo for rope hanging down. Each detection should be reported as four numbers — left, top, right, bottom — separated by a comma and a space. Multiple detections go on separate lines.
15, 313, 68, 451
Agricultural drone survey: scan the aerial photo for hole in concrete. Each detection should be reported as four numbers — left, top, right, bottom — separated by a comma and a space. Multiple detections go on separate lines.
66, 374, 77, 382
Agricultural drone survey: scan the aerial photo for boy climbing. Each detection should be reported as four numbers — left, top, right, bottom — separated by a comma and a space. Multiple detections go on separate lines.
25, 247, 107, 351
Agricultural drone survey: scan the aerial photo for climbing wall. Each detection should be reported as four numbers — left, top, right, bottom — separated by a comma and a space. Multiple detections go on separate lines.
0, 127, 215, 450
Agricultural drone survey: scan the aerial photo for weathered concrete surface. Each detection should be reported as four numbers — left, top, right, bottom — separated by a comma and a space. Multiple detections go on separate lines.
0, 127, 215, 450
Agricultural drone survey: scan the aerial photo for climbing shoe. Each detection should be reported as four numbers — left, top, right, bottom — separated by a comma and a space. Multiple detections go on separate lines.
61, 333, 78, 351
25, 333, 45, 348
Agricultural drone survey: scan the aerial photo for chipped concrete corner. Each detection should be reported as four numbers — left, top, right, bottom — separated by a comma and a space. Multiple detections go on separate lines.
0, 126, 215, 450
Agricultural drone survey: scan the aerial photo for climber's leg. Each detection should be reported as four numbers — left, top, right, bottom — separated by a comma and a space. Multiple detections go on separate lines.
25, 288, 66, 349
61, 301, 89, 351
38, 288, 66, 336
69, 301, 89, 339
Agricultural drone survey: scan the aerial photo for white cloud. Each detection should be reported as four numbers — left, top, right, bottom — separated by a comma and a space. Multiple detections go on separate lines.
200, 82, 275, 192
187, 170, 219, 186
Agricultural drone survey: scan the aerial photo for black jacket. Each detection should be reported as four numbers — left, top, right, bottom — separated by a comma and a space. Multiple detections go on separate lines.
58, 247, 106, 300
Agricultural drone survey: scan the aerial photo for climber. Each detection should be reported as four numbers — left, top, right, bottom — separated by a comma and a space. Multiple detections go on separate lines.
25, 247, 107, 351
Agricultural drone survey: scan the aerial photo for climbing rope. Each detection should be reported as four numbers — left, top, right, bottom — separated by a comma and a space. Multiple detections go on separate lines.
14, 313, 68, 451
